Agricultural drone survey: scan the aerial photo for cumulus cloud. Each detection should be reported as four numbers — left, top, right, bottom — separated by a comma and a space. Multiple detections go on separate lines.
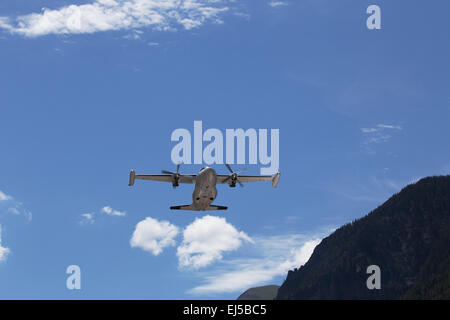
0, 0, 230, 37
125, 214, 327, 294
79, 205, 126, 225
130, 217, 179, 255
101, 206, 126, 216
0, 226, 10, 262
177, 215, 252, 269
125, 214, 327, 295
189, 236, 321, 294
277, 239, 321, 271
0, 190, 12, 201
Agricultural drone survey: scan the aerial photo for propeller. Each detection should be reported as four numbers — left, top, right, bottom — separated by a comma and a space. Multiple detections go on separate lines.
162, 162, 181, 188
223, 163, 246, 187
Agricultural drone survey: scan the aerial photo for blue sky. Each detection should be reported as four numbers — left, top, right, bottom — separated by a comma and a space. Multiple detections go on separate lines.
0, 0, 449, 299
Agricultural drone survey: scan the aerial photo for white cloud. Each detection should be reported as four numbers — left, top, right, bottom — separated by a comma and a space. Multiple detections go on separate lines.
0, 190, 32, 222
367, 134, 392, 144
370, 176, 402, 191
409, 176, 422, 185
268, 1, 288, 8
125, 214, 327, 295
233, 12, 250, 20
101, 206, 126, 216
80, 212, 95, 224
0, 226, 10, 262
130, 217, 179, 255
361, 123, 402, 138
361, 124, 402, 134
79, 205, 126, 224
8, 207, 20, 215
0, 246, 8, 262
177, 215, 252, 269
0, 0, 230, 37
189, 235, 321, 294
361, 128, 378, 133
0, 190, 12, 201
361, 124, 402, 152
24, 210, 32, 222
277, 239, 321, 271
326, 173, 409, 205
376, 124, 402, 130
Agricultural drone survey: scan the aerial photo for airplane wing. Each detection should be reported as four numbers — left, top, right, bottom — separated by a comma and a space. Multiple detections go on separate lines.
216, 172, 281, 187
128, 170, 195, 186
170, 204, 227, 211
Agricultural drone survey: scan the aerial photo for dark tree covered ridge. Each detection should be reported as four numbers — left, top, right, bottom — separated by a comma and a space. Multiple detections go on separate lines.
276, 176, 450, 300
237, 285, 280, 300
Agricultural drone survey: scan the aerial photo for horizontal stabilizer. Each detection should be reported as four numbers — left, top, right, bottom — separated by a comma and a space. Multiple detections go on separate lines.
170, 204, 227, 211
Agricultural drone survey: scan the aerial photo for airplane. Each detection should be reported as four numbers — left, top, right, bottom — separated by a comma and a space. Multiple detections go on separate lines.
128, 164, 280, 211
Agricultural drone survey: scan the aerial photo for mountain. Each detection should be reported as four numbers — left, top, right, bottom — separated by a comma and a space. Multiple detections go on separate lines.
237, 285, 280, 300
276, 176, 450, 300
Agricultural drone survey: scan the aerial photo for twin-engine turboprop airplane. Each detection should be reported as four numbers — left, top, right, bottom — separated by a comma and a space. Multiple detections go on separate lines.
128, 164, 280, 211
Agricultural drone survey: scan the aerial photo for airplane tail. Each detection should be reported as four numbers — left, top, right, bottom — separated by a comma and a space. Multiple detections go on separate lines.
272, 172, 281, 188
170, 204, 227, 211
129, 170, 136, 186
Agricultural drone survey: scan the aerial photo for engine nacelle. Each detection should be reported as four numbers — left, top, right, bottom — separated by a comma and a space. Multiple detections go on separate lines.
229, 174, 238, 187
172, 173, 180, 188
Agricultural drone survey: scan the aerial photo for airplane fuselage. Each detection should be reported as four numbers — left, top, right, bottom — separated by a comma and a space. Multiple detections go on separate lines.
192, 167, 218, 210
